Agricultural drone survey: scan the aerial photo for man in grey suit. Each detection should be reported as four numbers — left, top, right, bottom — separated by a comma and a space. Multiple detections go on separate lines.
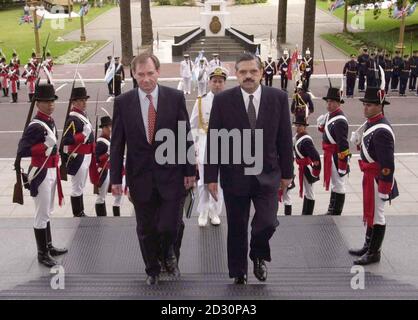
205, 53, 293, 284
110, 53, 196, 285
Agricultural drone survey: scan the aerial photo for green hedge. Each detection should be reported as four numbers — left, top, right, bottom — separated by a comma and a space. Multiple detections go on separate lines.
156, 0, 196, 6
235, 0, 268, 4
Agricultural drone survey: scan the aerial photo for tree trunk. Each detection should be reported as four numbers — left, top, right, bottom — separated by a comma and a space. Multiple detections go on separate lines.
343, 0, 348, 33
277, 0, 287, 45
302, 0, 316, 58
120, 0, 133, 66
141, 0, 153, 47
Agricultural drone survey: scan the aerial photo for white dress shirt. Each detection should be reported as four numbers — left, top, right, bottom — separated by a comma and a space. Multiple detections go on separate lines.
240, 85, 262, 118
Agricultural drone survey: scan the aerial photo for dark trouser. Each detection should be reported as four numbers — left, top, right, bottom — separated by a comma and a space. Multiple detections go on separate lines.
107, 82, 113, 95
391, 73, 400, 90
366, 73, 376, 88
264, 74, 273, 87
113, 79, 122, 96
305, 74, 311, 90
409, 74, 417, 90
281, 75, 288, 90
358, 71, 366, 91
399, 75, 409, 95
223, 179, 279, 278
385, 72, 391, 93
133, 188, 183, 276
346, 76, 356, 96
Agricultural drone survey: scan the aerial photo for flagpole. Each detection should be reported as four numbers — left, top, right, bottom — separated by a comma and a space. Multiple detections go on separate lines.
80, 2, 87, 42
29, 1, 41, 58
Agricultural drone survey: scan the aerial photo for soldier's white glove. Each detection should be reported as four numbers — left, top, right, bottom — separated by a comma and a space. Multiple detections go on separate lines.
82, 124, 92, 141
316, 114, 326, 127
350, 131, 361, 146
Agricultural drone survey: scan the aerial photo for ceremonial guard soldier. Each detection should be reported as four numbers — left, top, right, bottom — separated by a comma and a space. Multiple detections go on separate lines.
112, 57, 125, 97
16, 84, 67, 267
303, 48, 313, 90
180, 53, 193, 95
104, 56, 113, 96
399, 54, 410, 96
291, 80, 314, 117
357, 48, 369, 92
22, 53, 38, 102
62, 87, 98, 217
0, 57, 9, 97
384, 52, 392, 93
349, 86, 398, 265
10, 51, 21, 90
190, 66, 228, 227
343, 54, 358, 98
391, 50, 402, 91
293, 114, 321, 215
317, 87, 350, 215
263, 54, 276, 87
409, 50, 418, 91
94, 115, 124, 217
42, 51, 54, 83
8, 61, 20, 103
366, 51, 377, 88
278, 49, 290, 91
209, 53, 222, 68
194, 58, 209, 97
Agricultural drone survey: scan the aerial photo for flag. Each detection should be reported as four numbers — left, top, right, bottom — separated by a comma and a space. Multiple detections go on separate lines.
104, 57, 115, 84
79, 3, 90, 17
330, 0, 345, 13
289, 49, 298, 81
35, 13, 45, 29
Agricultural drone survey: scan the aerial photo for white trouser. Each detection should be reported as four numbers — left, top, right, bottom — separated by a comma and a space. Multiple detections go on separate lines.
70, 154, 91, 197
282, 187, 292, 206
303, 175, 315, 200
183, 77, 191, 93
331, 157, 346, 194
95, 173, 124, 207
196, 162, 223, 216
373, 181, 386, 225
33, 168, 56, 229
197, 81, 207, 97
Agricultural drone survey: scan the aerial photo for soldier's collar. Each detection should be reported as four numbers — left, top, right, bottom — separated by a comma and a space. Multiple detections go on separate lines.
329, 108, 342, 117
36, 110, 53, 122
72, 107, 86, 115
367, 113, 384, 124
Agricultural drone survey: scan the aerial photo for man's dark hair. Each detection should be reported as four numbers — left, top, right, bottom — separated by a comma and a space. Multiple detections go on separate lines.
235, 52, 263, 71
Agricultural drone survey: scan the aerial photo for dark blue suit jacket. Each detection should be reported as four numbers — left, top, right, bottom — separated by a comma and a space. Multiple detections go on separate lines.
204, 85, 293, 196
110, 85, 196, 202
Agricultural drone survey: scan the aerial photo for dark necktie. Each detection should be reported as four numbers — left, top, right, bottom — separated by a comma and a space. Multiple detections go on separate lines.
247, 94, 257, 130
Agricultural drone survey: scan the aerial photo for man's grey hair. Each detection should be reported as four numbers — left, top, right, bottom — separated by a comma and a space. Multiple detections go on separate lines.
235, 52, 263, 71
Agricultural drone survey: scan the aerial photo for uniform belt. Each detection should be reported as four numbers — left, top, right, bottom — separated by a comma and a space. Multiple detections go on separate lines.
31, 154, 60, 168
68, 143, 93, 155
358, 160, 380, 227
347, 70, 357, 73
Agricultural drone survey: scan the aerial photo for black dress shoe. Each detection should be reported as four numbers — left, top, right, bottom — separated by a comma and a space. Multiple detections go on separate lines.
146, 275, 159, 285
165, 256, 181, 277
49, 246, 68, 257
253, 259, 267, 282
233, 275, 247, 284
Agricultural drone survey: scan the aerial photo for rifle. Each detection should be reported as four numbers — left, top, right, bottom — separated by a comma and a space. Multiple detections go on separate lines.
59, 59, 81, 181
13, 34, 50, 205
320, 45, 332, 88
93, 90, 100, 195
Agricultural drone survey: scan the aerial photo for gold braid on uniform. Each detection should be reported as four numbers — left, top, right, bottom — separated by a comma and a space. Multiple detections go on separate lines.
63, 121, 76, 137
197, 96, 208, 134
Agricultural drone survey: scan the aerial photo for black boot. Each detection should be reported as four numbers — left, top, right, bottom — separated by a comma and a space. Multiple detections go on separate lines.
354, 224, 386, 265
34, 228, 58, 267
80, 194, 88, 216
349, 226, 373, 256
325, 192, 337, 215
95, 202, 107, 216
46, 221, 68, 256
284, 205, 292, 216
71, 196, 87, 217
113, 206, 120, 217
12, 93, 17, 103
28, 93, 34, 102
302, 197, 315, 215
2, 88, 7, 97
333, 193, 345, 216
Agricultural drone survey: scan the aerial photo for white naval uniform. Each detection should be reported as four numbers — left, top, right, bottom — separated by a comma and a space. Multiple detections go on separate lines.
180, 59, 193, 94
194, 64, 208, 97
190, 91, 223, 219
209, 58, 222, 68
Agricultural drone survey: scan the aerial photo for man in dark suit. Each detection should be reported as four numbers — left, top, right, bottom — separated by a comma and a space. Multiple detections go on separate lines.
204, 53, 293, 284
110, 52, 196, 285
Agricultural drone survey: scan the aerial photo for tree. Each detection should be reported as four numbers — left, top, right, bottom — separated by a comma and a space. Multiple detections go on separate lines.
120, 0, 133, 65
277, 0, 287, 45
141, 0, 153, 48
302, 0, 316, 58
343, 0, 348, 33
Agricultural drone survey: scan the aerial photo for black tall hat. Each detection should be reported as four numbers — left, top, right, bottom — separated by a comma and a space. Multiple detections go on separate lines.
70, 87, 90, 101
323, 87, 344, 104
34, 84, 58, 101
99, 116, 112, 128
359, 87, 390, 105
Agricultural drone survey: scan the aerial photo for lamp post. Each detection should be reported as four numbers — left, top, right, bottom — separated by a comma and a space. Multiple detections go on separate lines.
68, 0, 72, 22
396, 0, 408, 55
28, 1, 41, 58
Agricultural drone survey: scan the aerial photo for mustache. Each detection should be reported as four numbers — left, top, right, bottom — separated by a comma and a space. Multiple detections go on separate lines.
244, 79, 254, 83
